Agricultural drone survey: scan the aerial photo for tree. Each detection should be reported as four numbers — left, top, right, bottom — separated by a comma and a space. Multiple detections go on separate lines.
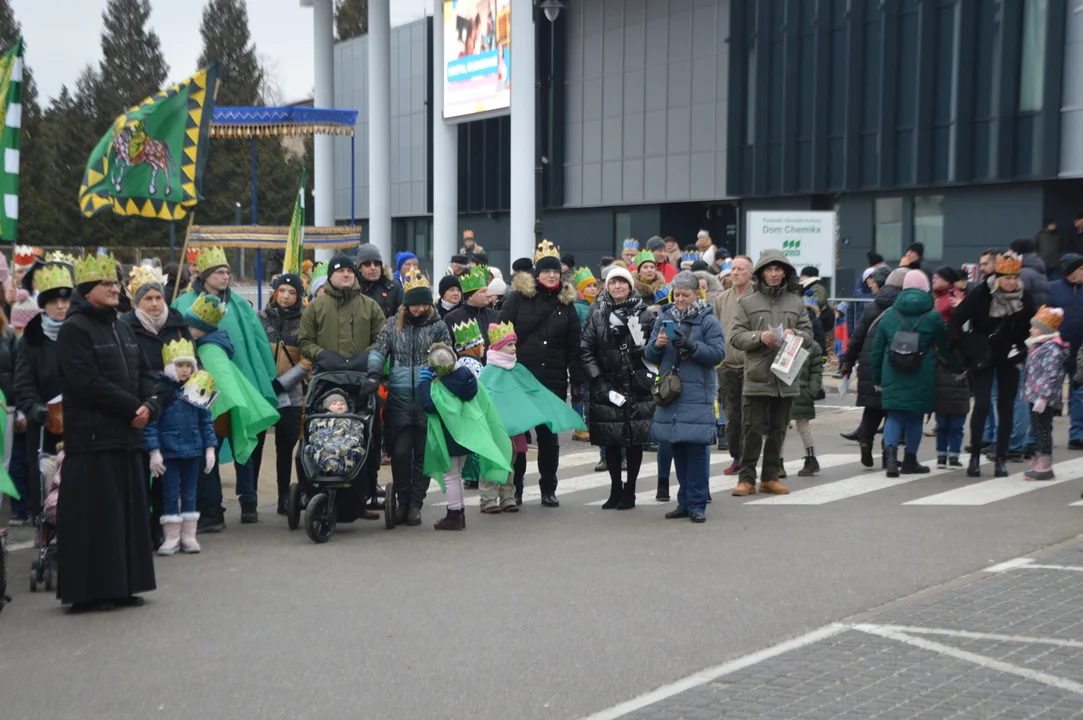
335, 0, 368, 41
93, 0, 169, 128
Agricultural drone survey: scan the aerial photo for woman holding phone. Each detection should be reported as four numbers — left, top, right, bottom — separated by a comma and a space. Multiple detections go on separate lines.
580, 268, 657, 509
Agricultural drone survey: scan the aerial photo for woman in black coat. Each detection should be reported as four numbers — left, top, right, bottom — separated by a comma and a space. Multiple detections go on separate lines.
949, 253, 1035, 478
581, 268, 656, 509
498, 249, 584, 508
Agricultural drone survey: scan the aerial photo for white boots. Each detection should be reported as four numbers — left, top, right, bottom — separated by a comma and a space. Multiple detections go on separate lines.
158, 513, 201, 556
180, 512, 201, 553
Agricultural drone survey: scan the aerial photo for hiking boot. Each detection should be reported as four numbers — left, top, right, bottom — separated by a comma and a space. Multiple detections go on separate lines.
240, 504, 259, 524
434, 508, 466, 530
994, 457, 1009, 477
594, 457, 608, 473
406, 507, 422, 526
936, 455, 947, 469
731, 481, 756, 497
655, 478, 670, 502
967, 454, 981, 477
723, 461, 741, 476
860, 443, 874, 468
759, 480, 790, 495
885, 445, 900, 478
798, 452, 819, 477
900, 453, 930, 474
196, 508, 225, 534
948, 456, 963, 468
572, 429, 591, 442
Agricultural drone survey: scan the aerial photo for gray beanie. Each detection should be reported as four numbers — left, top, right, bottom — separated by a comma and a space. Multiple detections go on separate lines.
870, 265, 891, 289
645, 236, 666, 252
356, 243, 382, 265
671, 270, 700, 292
886, 267, 909, 289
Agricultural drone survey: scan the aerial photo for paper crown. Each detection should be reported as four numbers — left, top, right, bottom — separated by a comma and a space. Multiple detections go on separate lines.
196, 246, 229, 274
995, 253, 1022, 276
186, 247, 202, 264
185, 293, 226, 331
74, 253, 117, 285
46, 250, 77, 266
1032, 305, 1065, 332
311, 262, 327, 281
128, 265, 168, 298
717, 259, 734, 277
162, 338, 197, 367
802, 289, 820, 308
622, 238, 639, 252
574, 266, 596, 293
653, 285, 671, 304
681, 249, 701, 267
633, 250, 656, 267
459, 266, 489, 294
36, 264, 75, 295
488, 321, 517, 349
403, 269, 431, 294
534, 240, 560, 262
13, 245, 36, 269
183, 370, 218, 409
452, 318, 485, 352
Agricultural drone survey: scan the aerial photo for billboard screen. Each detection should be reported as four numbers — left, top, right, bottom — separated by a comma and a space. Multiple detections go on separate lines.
443, 0, 511, 120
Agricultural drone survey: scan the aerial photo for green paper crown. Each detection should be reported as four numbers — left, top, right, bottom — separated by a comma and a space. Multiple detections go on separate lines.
37, 263, 74, 295
74, 253, 117, 285
452, 318, 484, 352
162, 338, 197, 367
182, 370, 217, 408
459, 266, 489, 294
488, 321, 516, 347
187, 293, 226, 329
574, 266, 595, 289
196, 246, 229, 274
311, 262, 327, 281
633, 250, 656, 267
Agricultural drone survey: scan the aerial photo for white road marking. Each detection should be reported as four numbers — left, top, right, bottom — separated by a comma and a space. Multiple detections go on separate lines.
6, 540, 34, 553
983, 557, 1036, 572
870, 625, 1083, 648
903, 457, 1083, 505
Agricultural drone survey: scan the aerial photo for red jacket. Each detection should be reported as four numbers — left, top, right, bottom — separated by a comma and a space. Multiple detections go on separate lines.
933, 286, 963, 324
657, 260, 678, 283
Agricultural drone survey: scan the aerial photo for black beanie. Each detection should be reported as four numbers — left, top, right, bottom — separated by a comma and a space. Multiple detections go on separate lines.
273, 273, 304, 293
535, 256, 563, 274
866, 251, 884, 266
1062, 253, 1083, 277
471, 252, 489, 266
1010, 237, 1036, 255
438, 275, 461, 298
906, 242, 925, 258
451, 254, 469, 265
328, 254, 356, 275
933, 266, 961, 284
561, 254, 575, 268
800, 266, 819, 277
512, 258, 534, 273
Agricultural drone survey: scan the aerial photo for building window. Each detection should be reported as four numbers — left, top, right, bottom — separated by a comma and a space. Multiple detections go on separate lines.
913, 196, 945, 262
614, 212, 631, 254
875, 198, 904, 261
1019, 0, 1047, 112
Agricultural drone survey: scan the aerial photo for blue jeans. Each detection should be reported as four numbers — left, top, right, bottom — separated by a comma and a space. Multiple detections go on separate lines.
981, 376, 1029, 452
935, 413, 966, 456
673, 442, 710, 513
656, 441, 673, 480
885, 410, 924, 455
1071, 383, 1083, 442
196, 440, 258, 512
8, 431, 27, 518
162, 456, 200, 515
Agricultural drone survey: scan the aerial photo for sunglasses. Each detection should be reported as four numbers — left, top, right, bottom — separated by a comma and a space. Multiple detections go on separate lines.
360, 261, 380, 268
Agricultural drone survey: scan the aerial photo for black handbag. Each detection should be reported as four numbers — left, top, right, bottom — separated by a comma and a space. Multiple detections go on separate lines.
651, 344, 683, 407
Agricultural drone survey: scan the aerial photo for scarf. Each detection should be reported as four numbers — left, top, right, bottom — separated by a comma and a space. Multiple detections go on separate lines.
486, 349, 517, 369
538, 276, 561, 291
262, 302, 303, 347
135, 306, 169, 335
671, 298, 710, 322
1025, 331, 1061, 348
41, 313, 64, 342
987, 275, 1024, 317
440, 298, 458, 312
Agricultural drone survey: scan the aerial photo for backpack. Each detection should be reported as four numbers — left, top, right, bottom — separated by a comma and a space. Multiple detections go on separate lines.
888, 309, 931, 373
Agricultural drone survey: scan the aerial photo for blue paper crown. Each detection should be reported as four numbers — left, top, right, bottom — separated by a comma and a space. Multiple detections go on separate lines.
654, 285, 671, 304
681, 251, 700, 265
622, 238, 639, 251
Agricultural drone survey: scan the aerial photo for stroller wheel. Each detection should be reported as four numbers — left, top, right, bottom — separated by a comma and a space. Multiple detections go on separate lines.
304, 493, 336, 544
287, 483, 302, 531
384, 481, 396, 530
43, 560, 54, 593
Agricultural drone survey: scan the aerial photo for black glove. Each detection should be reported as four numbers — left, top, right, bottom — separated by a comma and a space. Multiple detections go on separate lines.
271, 379, 285, 395
591, 376, 612, 395
628, 345, 645, 360
363, 374, 382, 394
674, 334, 696, 352
31, 404, 49, 425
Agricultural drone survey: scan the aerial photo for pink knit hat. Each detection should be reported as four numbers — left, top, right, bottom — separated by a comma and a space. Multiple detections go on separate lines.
10, 289, 40, 332
0, 254, 9, 285
902, 269, 930, 292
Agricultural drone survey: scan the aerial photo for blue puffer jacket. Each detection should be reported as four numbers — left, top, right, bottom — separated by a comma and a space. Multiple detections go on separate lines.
419, 366, 477, 457
144, 378, 218, 460
644, 304, 725, 445
1048, 277, 1083, 375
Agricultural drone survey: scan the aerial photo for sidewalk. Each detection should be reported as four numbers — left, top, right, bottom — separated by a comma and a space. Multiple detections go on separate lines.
586, 538, 1083, 720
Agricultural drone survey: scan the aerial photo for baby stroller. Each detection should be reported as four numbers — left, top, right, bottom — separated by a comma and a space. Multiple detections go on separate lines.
29, 431, 59, 592
287, 371, 379, 543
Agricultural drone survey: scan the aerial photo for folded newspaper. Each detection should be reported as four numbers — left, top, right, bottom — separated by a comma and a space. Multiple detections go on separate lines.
770, 334, 807, 386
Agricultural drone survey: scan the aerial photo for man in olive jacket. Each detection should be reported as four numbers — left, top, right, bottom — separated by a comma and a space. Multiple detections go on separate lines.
299, 254, 386, 367
729, 249, 814, 496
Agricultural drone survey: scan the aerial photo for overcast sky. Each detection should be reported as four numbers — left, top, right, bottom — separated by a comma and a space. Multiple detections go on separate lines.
12, 0, 432, 106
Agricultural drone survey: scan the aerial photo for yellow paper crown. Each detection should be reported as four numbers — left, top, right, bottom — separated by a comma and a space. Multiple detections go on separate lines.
196, 246, 229, 274
127, 265, 168, 298
162, 338, 197, 367
488, 321, 516, 346
534, 240, 560, 262
403, 270, 431, 293
36, 263, 75, 295
187, 293, 227, 328
46, 250, 77, 266
74, 253, 117, 285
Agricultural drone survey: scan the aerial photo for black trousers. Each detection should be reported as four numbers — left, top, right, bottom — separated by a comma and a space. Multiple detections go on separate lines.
390, 424, 430, 508
969, 365, 1020, 458
533, 422, 560, 495
512, 451, 527, 497
606, 445, 644, 486
858, 407, 885, 448
252, 406, 303, 499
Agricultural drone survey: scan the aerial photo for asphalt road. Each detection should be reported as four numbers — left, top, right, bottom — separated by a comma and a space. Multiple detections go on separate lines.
2, 397, 1081, 720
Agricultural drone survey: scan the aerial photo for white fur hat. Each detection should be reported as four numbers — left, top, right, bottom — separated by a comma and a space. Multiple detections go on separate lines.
605, 267, 636, 291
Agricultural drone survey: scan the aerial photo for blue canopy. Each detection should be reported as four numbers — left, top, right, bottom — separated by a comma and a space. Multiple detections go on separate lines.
211, 106, 358, 138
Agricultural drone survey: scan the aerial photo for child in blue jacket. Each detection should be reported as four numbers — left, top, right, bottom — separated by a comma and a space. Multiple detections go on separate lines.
145, 339, 218, 556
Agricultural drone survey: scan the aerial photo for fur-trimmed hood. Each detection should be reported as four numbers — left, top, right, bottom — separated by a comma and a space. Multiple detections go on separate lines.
511, 272, 577, 304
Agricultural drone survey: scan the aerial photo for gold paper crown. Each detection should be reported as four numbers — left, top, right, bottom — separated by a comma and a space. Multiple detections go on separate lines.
187, 293, 227, 328
403, 270, 431, 293
488, 321, 516, 346
127, 265, 168, 299
36, 264, 74, 295
459, 266, 489, 294
162, 338, 197, 367
46, 250, 77, 266
452, 318, 484, 352
1032, 305, 1064, 331
74, 253, 117, 285
534, 240, 560, 262
995, 253, 1022, 276
196, 246, 229, 274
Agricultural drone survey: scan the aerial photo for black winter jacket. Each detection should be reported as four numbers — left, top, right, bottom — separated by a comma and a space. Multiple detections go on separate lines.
444, 303, 498, 355
0, 326, 15, 402
120, 308, 192, 373
843, 285, 900, 409
14, 314, 64, 453
360, 267, 404, 319
580, 293, 656, 447
949, 282, 1036, 371
499, 274, 583, 401
57, 296, 162, 453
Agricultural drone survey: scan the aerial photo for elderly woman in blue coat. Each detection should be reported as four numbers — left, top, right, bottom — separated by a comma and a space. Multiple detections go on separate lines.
644, 271, 726, 523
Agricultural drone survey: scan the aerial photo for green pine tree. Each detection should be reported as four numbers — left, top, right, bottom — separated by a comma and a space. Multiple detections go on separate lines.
335, 0, 368, 41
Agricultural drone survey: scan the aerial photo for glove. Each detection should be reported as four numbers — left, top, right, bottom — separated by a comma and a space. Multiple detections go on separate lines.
674, 334, 696, 352
204, 447, 216, 474
420, 366, 435, 382
1032, 397, 1048, 414
363, 374, 382, 395
271, 378, 285, 395
839, 362, 852, 377
148, 449, 166, 478
31, 404, 49, 425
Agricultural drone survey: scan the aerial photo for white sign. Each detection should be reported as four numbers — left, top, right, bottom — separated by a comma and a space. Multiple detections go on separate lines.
746, 211, 837, 284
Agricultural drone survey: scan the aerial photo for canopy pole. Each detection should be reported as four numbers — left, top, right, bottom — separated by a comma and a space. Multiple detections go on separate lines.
351, 133, 356, 227
173, 212, 196, 305
251, 136, 263, 310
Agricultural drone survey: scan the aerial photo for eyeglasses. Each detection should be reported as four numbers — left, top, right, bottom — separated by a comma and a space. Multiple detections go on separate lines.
360, 261, 380, 268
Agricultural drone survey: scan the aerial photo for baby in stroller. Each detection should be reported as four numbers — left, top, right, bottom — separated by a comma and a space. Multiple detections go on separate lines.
305, 390, 366, 477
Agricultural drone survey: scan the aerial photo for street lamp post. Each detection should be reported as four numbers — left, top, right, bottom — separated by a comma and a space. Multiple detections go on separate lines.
533, 0, 564, 249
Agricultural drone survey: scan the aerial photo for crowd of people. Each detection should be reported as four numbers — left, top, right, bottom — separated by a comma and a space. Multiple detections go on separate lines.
3, 224, 1082, 612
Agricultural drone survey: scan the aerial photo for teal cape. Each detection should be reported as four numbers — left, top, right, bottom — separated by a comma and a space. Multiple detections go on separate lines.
174, 290, 278, 409
423, 381, 512, 489
196, 342, 279, 465
479, 362, 586, 436
0, 391, 16, 500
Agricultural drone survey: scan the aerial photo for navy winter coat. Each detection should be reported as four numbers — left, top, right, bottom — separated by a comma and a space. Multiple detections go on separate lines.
1048, 277, 1083, 376
644, 305, 725, 445
419, 366, 478, 457
144, 378, 217, 460
1020, 252, 1051, 308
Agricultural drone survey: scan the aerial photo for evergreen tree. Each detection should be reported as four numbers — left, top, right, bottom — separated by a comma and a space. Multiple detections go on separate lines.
335, 0, 368, 41
93, 0, 169, 129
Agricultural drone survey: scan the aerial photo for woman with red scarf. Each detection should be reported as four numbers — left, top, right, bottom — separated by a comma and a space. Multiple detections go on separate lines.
932, 266, 969, 468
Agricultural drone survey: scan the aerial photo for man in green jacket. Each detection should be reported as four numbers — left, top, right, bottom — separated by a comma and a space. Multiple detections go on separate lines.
729, 250, 814, 496
299, 254, 386, 367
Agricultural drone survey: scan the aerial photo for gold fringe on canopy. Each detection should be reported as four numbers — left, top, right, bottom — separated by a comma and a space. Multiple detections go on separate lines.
209, 123, 355, 139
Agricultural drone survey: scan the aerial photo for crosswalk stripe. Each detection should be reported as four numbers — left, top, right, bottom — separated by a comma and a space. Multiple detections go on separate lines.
904, 458, 1083, 506
746, 457, 991, 506
585, 453, 862, 506
1070, 500, 1083, 507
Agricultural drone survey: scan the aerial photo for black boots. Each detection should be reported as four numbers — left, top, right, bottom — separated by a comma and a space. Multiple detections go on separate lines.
900, 453, 930, 474
798, 449, 820, 477
602, 480, 621, 509
885, 445, 900, 478
656, 477, 670, 502
967, 454, 981, 477
617, 478, 637, 510
860, 442, 874, 468
994, 456, 1009, 477
604, 479, 638, 509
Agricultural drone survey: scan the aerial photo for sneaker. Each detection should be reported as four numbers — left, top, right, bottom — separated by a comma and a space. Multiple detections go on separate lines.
937, 455, 948, 469
480, 504, 502, 514
723, 461, 741, 476
1070, 439, 1083, 451
196, 512, 225, 534
240, 505, 259, 524
948, 456, 963, 468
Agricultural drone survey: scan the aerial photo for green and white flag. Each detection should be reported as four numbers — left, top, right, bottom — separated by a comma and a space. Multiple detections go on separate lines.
0, 38, 23, 242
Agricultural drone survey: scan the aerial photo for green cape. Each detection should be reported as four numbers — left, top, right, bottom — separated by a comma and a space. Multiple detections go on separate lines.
423, 381, 512, 488
196, 342, 279, 465
174, 290, 278, 408
0, 391, 16, 500
479, 362, 586, 436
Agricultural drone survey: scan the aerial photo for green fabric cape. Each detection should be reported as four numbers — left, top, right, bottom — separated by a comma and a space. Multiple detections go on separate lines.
0, 391, 16, 500
423, 381, 512, 489
174, 290, 278, 408
479, 363, 586, 436
196, 342, 279, 465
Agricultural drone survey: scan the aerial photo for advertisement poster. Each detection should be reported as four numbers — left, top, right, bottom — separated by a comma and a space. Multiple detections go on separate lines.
745, 211, 838, 284
444, 0, 511, 120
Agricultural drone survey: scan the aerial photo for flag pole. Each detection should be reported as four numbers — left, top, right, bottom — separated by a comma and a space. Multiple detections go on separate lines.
173, 211, 196, 305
